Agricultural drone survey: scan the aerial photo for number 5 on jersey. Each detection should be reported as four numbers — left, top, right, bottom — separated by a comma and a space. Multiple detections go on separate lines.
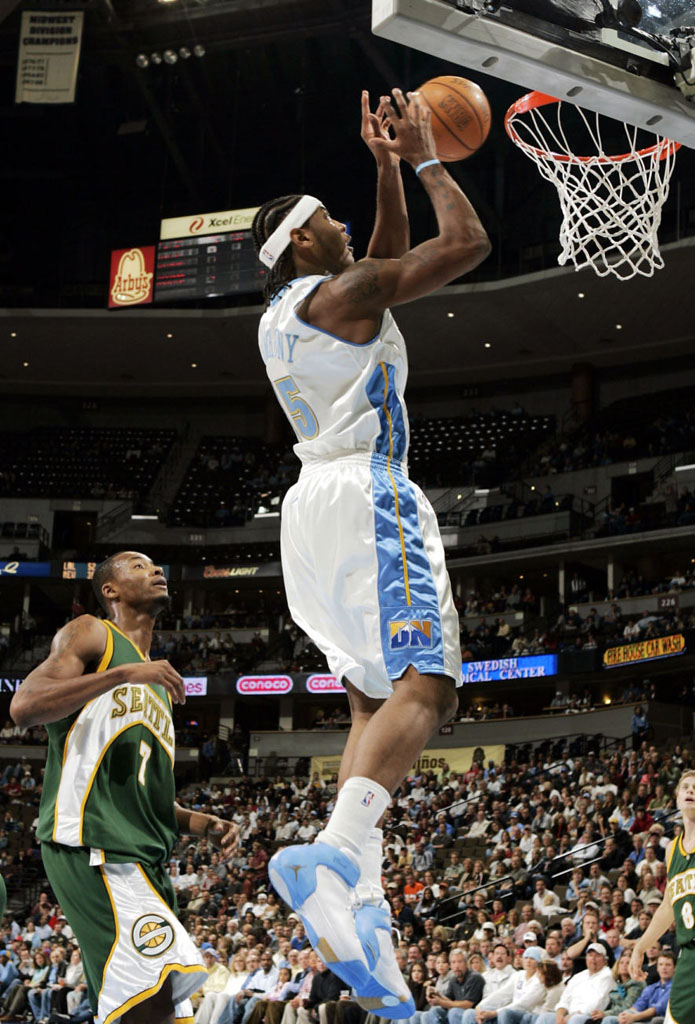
274, 376, 319, 440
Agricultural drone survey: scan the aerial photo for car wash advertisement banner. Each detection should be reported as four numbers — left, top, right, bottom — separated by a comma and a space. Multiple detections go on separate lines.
311, 745, 506, 781
603, 632, 686, 669
16, 11, 84, 104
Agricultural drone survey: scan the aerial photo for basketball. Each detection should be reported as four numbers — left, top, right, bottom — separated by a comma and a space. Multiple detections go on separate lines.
416, 76, 491, 161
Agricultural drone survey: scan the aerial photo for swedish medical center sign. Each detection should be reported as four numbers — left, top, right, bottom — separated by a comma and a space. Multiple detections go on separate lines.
461, 654, 558, 683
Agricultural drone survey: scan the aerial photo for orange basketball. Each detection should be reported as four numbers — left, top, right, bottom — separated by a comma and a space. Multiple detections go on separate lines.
416, 76, 491, 161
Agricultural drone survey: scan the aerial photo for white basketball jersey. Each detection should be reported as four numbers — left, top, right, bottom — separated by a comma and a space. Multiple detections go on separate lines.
258, 274, 410, 467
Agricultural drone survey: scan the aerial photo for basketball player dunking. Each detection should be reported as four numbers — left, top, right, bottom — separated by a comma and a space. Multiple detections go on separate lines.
630, 770, 695, 1024
252, 90, 490, 1017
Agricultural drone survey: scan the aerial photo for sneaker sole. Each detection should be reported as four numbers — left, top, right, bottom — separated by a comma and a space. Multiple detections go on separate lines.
269, 844, 371, 991
353, 904, 415, 1019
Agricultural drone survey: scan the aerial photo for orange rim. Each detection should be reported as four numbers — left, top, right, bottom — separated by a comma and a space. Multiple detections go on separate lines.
504, 90, 681, 164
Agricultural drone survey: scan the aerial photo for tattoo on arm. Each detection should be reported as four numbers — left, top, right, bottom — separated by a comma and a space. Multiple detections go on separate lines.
425, 165, 458, 212
345, 263, 382, 305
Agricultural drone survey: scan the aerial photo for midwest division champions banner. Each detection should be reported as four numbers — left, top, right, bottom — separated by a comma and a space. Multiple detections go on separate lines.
15, 11, 83, 104
311, 744, 505, 781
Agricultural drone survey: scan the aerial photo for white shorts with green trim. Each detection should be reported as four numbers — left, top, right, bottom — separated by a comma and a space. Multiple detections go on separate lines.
95, 860, 205, 1024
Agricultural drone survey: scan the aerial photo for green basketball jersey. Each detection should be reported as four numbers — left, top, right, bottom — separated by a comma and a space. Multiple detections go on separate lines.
667, 835, 695, 947
37, 620, 178, 867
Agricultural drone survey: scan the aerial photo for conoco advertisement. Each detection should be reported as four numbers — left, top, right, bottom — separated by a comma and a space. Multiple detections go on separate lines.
109, 246, 155, 308
236, 675, 293, 695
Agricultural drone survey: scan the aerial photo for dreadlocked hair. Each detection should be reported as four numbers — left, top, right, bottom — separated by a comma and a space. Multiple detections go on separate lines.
252, 194, 304, 307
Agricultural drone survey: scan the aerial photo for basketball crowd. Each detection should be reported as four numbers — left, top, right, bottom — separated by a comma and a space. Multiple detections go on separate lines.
166, 737, 688, 1024
0, 733, 689, 1022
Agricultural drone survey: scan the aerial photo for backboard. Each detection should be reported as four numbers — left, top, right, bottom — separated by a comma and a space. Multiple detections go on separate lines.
372, 0, 695, 147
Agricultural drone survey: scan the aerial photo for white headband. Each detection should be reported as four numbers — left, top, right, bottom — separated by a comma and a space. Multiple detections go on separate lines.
259, 194, 322, 268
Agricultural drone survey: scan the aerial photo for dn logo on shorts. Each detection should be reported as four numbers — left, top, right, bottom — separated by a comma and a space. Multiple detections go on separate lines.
389, 620, 432, 650
131, 914, 175, 958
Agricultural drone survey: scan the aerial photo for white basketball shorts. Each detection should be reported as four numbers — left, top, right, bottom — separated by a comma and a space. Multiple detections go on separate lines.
281, 452, 463, 698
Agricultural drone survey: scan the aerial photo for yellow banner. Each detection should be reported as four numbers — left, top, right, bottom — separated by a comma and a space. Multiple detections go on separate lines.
603, 633, 685, 668
160, 206, 259, 240
311, 744, 505, 781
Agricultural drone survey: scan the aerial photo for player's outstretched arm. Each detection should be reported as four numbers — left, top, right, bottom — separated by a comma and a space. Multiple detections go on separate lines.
10, 615, 186, 727
326, 89, 490, 324
362, 91, 410, 260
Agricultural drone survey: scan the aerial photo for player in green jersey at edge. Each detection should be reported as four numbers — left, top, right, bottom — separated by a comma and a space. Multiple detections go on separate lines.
629, 770, 695, 1024
10, 551, 237, 1024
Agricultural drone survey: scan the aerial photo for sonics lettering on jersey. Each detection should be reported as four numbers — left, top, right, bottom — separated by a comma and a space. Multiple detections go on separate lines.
389, 620, 432, 650
110, 685, 175, 749
667, 868, 695, 904
262, 328, 299, 364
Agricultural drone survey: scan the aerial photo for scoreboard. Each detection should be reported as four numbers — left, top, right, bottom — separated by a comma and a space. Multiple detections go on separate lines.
154, 231, 264, 301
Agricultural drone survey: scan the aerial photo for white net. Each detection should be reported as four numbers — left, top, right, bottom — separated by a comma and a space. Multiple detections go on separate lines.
505, 93, 680, 281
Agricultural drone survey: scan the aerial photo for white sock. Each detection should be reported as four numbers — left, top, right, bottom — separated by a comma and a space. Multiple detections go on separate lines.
355, 827, 386, 904
316, 777, 390, 859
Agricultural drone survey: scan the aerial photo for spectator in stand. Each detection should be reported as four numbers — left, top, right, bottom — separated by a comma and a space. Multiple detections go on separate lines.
212, 952, 259, 1024
472, 943, 516, 1010
297, 957, 342, 1024
463, 945, 542, 1023
570, 573, 588, 603
405, 871, 426, 905
273, 950, 318, 1024
245, 966, 295, 1024
191, 945, 231, 1014
401, 960, 430, 1023
534, 944, 613, 1024
631, 708, 650, 751
424, 949, 485, 1024
0, 948, 49, 1018
533, 878, 562, 920
593, 950, 644, 1022
566, 905, 607, 970
600, 950, 674, 1024
445, 852, 465, 885
27, 945, 66, 1022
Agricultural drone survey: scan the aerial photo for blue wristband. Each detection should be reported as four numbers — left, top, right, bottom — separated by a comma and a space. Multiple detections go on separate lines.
415, 158, 440, 175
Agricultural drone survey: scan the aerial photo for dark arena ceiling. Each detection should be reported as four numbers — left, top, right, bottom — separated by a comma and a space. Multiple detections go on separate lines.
0, 0, 694, 394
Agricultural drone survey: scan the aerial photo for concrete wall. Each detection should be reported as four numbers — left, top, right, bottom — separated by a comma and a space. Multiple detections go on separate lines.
0, 497, 123, 546
248, 702, 652, 761
524, 457, 661, 509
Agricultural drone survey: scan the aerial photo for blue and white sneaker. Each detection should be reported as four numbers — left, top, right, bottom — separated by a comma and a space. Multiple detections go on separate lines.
269, 842, 373, 991
353, 901, 416, 1019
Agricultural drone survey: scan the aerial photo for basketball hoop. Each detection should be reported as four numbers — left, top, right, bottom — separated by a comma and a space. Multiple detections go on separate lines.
505, 92, 681, 280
